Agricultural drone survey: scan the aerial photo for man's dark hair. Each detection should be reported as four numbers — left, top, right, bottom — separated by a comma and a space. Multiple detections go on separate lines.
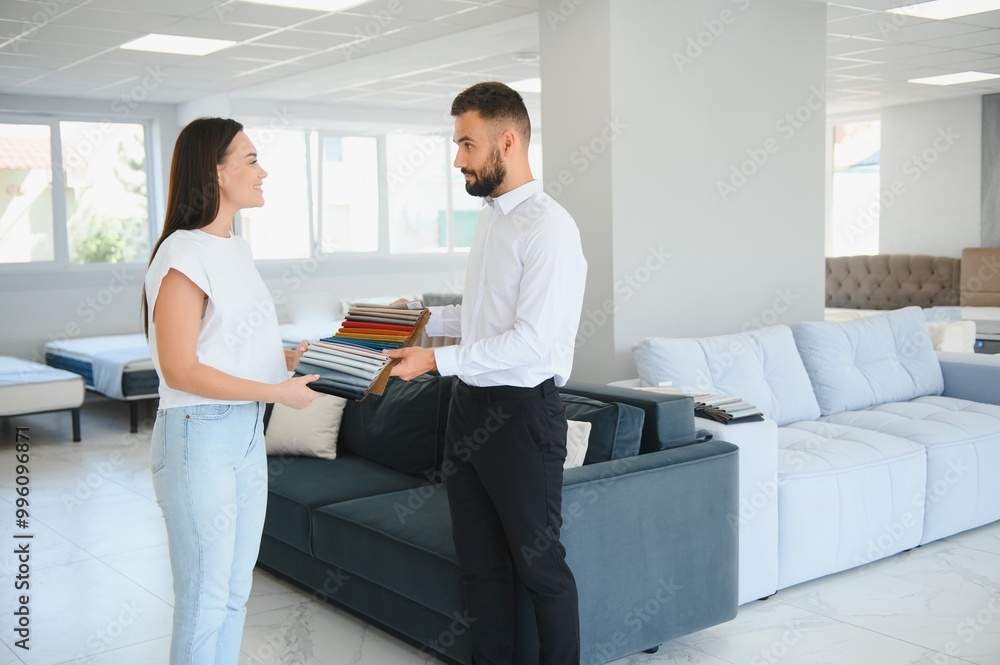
451, 81, 531, 146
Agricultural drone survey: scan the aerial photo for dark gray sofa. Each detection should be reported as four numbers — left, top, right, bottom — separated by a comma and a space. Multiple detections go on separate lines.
258, 374, 739, 664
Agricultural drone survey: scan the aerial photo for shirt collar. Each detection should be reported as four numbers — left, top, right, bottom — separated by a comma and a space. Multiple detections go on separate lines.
484, 179, 543, 215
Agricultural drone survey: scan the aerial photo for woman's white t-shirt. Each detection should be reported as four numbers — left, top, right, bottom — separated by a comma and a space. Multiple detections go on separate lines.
145, 228, 287, 409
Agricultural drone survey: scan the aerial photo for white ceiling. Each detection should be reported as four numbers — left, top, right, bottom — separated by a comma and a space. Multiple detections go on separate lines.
4, 0, 1000, 118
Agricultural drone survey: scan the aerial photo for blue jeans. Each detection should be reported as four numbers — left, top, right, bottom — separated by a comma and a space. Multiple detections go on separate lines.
151, 401, 267, 665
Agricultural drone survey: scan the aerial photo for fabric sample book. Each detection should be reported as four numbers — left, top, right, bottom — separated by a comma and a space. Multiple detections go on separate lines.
293, 301, 430, 400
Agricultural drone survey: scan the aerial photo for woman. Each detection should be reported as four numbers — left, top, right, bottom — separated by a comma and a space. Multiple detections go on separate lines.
142, 117, 322, 664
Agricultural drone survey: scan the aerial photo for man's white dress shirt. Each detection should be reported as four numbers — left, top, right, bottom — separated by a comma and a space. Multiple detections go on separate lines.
427, 179, 587, 388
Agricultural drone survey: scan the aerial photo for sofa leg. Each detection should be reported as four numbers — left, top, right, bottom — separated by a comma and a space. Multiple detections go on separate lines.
644, 646, 660, 654
71, 408, 81, 442
130, 401, 138, 433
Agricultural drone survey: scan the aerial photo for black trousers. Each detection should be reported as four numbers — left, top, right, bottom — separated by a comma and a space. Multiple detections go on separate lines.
444, 379, 581, 665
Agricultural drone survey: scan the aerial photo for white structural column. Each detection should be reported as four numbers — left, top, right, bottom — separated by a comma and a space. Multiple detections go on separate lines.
540, 0, 827, 382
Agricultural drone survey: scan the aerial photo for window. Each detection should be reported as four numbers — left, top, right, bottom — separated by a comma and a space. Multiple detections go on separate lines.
62, 121, 150, 264
240, 127, 312, 260
0, 118, 154, 268
319, 135, 379, 253
387, 133, 451, 254
828, 120, 880, 257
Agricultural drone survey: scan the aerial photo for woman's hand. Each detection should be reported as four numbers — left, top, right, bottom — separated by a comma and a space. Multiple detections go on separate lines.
285, 339, 309, 371
276, 374, 324, 410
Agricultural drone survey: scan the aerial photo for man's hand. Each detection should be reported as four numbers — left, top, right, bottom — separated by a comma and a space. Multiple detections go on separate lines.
285, 339, 309, 372
384, 346, 436, 380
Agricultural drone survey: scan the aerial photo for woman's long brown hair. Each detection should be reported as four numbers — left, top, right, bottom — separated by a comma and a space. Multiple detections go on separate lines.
141, 117, 243, 336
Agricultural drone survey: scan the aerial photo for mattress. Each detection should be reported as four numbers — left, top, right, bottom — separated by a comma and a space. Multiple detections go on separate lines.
45, 334, 158, 400
0, 356, 85, 416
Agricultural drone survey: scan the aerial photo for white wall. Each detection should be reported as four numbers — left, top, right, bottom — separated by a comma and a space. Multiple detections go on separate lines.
879, 95, 981, 257
541, 0, 827, 382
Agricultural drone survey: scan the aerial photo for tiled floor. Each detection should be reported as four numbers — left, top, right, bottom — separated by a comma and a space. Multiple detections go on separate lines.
1, 395, 998, 665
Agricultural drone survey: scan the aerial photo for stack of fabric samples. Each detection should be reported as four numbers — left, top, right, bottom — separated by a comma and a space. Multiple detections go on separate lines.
294, 301, 430, 400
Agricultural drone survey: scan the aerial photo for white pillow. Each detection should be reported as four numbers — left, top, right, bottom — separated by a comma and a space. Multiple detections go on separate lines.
265, 395, 347, 460
564, 420, 591, 469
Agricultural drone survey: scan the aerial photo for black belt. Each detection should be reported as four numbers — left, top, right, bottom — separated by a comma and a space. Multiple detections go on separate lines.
455, 378, 557, 402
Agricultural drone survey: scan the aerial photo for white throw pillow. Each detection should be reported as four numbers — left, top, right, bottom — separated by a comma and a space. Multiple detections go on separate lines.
564, 420, 591, 469
265, 395, 347, 460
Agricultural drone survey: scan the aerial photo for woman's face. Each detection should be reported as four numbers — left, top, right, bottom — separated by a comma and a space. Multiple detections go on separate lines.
218, 131, 267, 210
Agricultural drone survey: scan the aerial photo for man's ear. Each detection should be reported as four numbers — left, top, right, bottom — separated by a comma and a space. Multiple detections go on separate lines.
500, 129, 518, 157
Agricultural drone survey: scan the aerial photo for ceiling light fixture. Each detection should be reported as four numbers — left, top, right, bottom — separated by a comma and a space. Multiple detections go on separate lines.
908, 70, 1000, 84
887, 0, 1000, 20
242, 0, 368, 11
120, 34, 236, 56
513, 52, 540, 64
509, 78, 541, 93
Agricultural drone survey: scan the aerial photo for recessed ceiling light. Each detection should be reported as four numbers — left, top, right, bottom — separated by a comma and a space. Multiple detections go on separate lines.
120, 34, 235, 56
242, 0, 368, 11
888, 0, 1000, 20
908, 71, 1000, 85
509, 78, 541, 93
512, 52, 540, 65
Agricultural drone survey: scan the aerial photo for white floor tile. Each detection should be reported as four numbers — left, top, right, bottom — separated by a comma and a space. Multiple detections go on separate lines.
65, 636, 170, 665
0, 557, 172, 664
31, 488, 167, 558
100, 543, 174, 606
780, 572, 1000, 664
677, 598, 978, 665
0, 518, 92, 576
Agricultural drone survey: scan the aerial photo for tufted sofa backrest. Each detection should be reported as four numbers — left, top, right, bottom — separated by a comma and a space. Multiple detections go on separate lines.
826, 254, 960, 309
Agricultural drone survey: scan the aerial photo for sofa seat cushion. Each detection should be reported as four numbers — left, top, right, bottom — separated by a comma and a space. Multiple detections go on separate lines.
633, 325, 820, 426
820, 396, 1000, 543
792, 306, 943, 416
311, 485, 462, 617
265, 455, 428, 554
774, 422, 926, 589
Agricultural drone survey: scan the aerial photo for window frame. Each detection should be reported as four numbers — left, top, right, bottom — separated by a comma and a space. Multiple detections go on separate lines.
0, 112, 158, 274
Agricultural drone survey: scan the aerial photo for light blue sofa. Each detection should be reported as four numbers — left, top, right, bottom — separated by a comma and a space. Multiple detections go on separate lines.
631, 307, 1000, 602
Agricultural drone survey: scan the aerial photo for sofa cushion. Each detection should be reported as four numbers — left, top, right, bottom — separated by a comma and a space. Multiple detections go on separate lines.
775, 421, 927, 589
633, 326, 820, 427
311, 485, 462, 617
820, 395, 1000, 542
792, 306, 943, 417
337, 374, 451, 475
560, 393, 643, 464
264, 455, 428, 554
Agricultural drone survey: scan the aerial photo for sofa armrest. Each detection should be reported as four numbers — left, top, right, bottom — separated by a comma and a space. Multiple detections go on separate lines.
561, 380, 695, 451
556, 440, 739, 660
936, 350, 1000, 405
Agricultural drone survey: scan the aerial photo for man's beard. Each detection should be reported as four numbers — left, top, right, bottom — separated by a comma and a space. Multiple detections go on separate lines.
463, 146, 506, 197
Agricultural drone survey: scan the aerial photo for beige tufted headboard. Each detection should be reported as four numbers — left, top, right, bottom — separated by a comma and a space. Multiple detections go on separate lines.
960, 248, 1000, 306
825, 254, 961, 309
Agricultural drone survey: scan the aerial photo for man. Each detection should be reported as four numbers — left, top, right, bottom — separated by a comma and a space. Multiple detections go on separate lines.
385, 81, 587, 665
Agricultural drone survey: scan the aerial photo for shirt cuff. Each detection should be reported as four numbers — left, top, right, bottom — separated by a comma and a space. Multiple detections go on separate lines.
433, 346, 459, 377
425, 306, 444, 337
